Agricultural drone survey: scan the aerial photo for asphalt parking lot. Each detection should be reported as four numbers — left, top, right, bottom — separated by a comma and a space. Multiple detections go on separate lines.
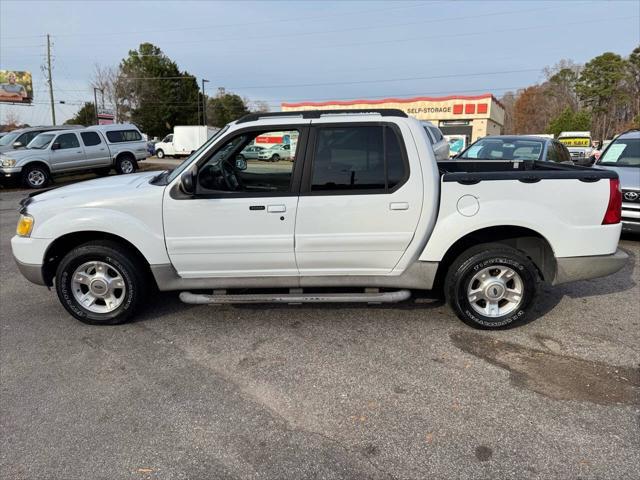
1, 178, 639, 480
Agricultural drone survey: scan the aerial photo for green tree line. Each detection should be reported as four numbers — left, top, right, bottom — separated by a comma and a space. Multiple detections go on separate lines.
501, 45, 640, 141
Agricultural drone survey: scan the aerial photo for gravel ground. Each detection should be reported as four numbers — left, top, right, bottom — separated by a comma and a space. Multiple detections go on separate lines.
1, 182, 638, 480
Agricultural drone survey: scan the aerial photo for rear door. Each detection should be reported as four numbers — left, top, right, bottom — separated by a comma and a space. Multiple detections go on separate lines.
294, 121, 422, 275
80, 131, 110, 166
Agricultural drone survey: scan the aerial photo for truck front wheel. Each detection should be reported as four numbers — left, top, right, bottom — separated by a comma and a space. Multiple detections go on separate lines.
155, 149, 165, 159
55, 241, 149, 325
444, 244, 538, 329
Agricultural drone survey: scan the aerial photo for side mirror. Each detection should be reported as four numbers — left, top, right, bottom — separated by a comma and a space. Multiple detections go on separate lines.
12, 141, 23, 148
51, 143, 61, 150
235, 155, 247, 171
180, 169, 196, 195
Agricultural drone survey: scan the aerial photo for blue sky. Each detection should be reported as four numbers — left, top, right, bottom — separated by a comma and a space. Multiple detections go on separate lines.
1, 0, 639, 125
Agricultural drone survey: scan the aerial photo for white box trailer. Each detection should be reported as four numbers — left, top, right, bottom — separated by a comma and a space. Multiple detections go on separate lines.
155, 126, 219, 158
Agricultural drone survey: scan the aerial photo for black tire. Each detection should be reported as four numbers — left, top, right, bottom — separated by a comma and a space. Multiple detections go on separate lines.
22, 164, 50, 189
115, 155, 137, 175
156, 149, 165, 159
271, 154, 280, 162
444, 243, 538, 329
55, 241, 148, 325
94, 167, 111, 177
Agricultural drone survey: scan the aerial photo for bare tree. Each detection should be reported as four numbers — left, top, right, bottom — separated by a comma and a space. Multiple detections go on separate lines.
91, 64, 127, 122
2, 110, 22, 130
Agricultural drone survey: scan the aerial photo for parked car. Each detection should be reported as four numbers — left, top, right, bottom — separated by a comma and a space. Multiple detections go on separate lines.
0, 124, 147, 188
11, 109, 626, 329
558, 131, 594, 165
0, 125, 82, 154
456, 135, 573, 164
595, 129, 640, 233
257, 143, 291, 161
154, 126, 219, 158
422, 121, 449, 161
238, 145, 266, 160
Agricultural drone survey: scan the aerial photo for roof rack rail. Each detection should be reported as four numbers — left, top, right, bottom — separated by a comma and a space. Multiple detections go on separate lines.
236, 108, 408, 124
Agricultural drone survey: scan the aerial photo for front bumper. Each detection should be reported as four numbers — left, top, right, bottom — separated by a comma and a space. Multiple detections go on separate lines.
11, 235, 51, 286
0, 166, 22, 181
553, 248, 629, 285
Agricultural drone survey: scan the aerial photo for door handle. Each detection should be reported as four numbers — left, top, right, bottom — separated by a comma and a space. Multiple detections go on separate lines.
389, 202, 409, 211
267, 204, 286, 213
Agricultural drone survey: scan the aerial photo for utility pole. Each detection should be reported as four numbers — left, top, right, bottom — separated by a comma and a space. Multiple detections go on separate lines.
93, 87, 103, 125
46, 34, 56, 125
197, 85, 201, 125
202, 79, 209, 126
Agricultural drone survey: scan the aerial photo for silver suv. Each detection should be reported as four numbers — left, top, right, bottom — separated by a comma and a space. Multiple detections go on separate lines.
421, 121, 450, 161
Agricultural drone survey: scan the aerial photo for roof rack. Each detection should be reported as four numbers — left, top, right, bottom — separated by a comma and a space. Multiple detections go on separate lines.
236, 108, 408, 124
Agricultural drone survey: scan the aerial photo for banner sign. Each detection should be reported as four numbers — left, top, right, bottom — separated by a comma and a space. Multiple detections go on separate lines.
0, 70, 33, 104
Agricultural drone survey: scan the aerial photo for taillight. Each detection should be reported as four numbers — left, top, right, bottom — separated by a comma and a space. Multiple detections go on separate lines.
602, 178, 622, 225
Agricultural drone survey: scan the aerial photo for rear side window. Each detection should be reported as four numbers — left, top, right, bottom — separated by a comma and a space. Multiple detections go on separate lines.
310, 125, 407, 192
81, 132, 102, 146
105, 129, 142, 143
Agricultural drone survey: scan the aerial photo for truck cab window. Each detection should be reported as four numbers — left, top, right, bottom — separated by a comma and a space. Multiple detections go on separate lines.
197, 129, 299, 194
311, 125, 407, 192
56, 133, 80, 149
81, 132, 102, 147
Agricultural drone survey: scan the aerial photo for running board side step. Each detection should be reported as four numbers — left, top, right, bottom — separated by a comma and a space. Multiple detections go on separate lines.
179, 289, 411, 305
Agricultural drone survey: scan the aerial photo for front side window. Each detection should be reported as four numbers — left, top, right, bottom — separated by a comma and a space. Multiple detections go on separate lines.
197, 129, 300, 194
55, 133, 80, 149
310, 125, 407, 192
106, 129, 142, 143
81, 132, 102, 147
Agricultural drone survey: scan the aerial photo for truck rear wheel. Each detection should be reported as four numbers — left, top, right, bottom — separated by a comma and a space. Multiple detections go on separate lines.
115, 155, 137, 174
55, 241, 148, 325
444, 244, 538, 329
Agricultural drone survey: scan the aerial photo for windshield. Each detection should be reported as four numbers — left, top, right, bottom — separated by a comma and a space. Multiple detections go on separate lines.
459, 138, 544, 161
0, 132, 19, 146
558, 137, 591, 148
598, 138, 640, 167
166, 124, 230, 183
27, 133, 55, 149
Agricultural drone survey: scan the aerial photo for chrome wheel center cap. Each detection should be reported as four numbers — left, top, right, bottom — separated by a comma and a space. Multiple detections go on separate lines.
90, 279, 108, 296
484, 281, 506, 300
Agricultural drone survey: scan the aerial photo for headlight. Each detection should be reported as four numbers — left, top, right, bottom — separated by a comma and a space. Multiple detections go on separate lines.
16, 214, 34, 237
2, 157, 16, 167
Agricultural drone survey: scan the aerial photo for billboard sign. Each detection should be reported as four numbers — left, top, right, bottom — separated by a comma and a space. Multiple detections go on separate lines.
0, 70, 33, 104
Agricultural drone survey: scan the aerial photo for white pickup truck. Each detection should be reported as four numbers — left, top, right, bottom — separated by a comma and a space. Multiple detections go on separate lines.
11, 109, 627, 329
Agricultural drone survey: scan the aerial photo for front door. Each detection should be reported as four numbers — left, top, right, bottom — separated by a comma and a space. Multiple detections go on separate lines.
49, 132, 86, 172
163, 125, 308, 278
294, 122, 422, 275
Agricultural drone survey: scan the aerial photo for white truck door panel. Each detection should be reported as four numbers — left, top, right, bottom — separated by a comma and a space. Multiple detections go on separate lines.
295, 120, 422, 275
163, 123, 309, 278
163, 195, 299, 277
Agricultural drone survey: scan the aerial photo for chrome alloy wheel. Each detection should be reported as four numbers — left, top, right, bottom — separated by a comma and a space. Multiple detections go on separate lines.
27, 169, 46, 187
467, 265, 524, 317
71, 261, 126, 313
120, 159, 134, 174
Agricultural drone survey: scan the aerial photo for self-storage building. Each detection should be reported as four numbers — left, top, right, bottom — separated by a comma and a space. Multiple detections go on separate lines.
282, 94, 504, 142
